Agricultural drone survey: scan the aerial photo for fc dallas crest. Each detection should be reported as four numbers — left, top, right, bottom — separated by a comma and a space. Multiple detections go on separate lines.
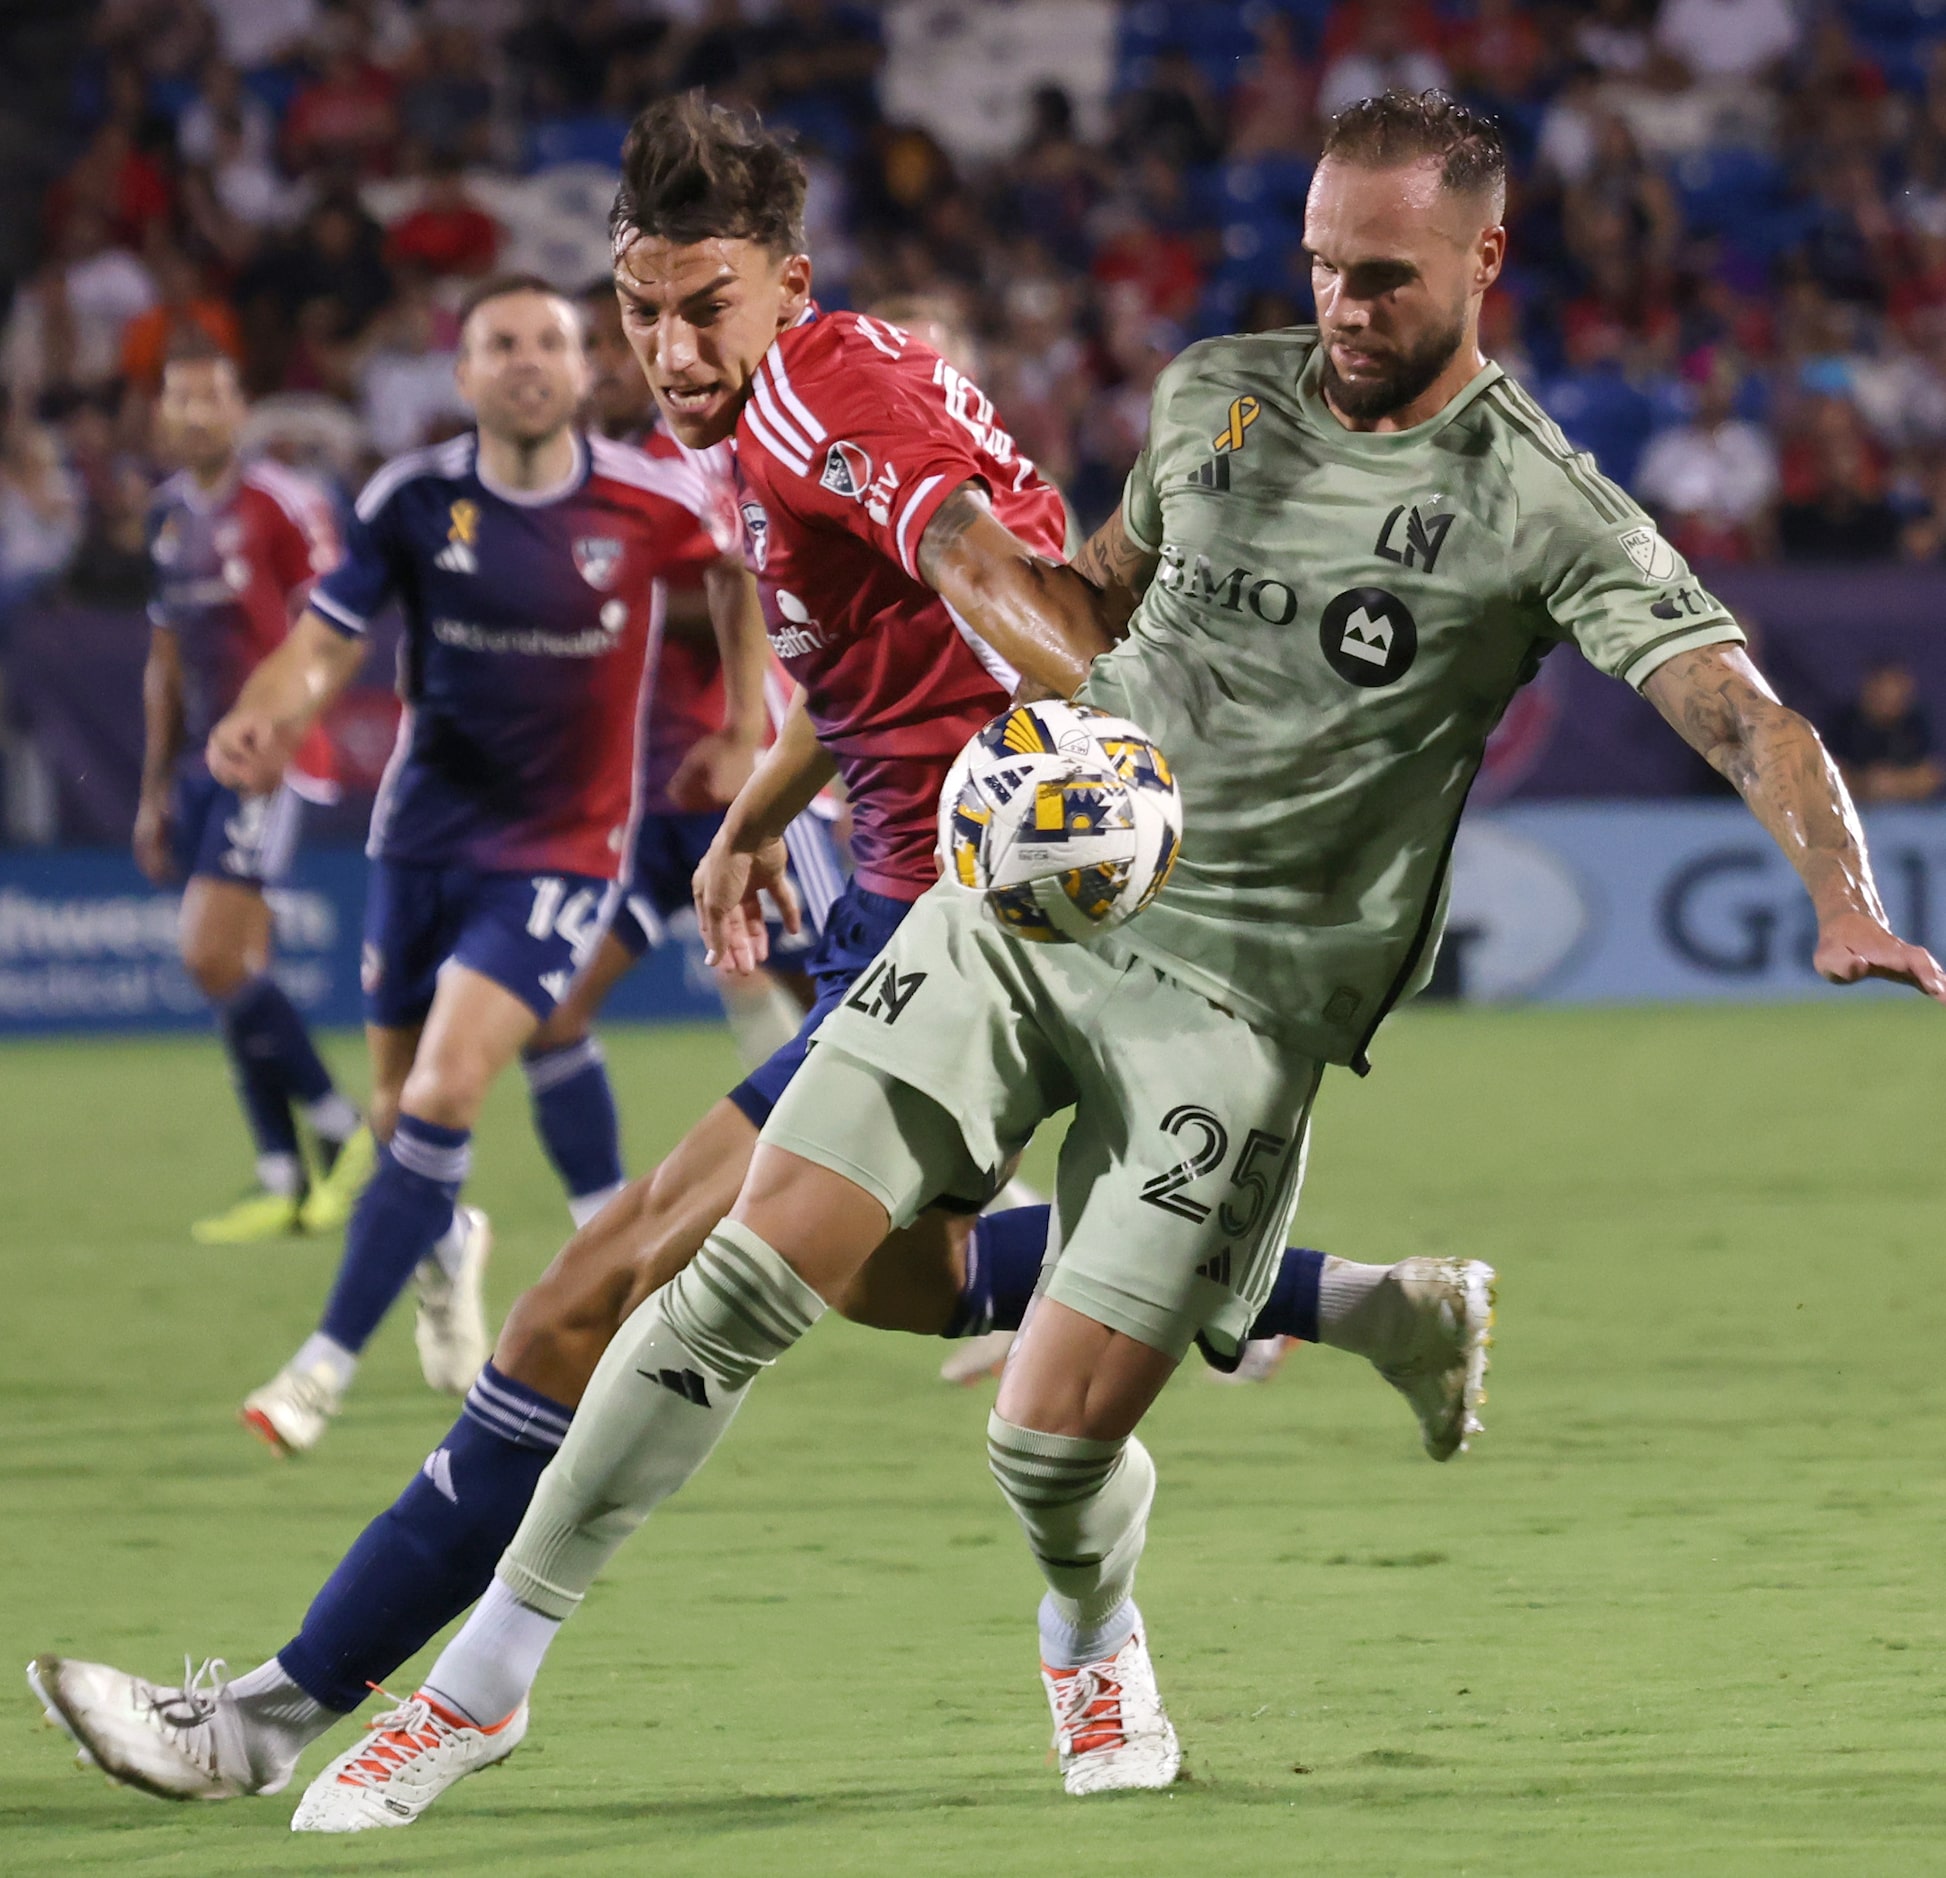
573, 536, 624, 590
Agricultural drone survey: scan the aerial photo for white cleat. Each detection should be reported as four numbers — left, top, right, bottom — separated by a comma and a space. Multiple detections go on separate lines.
26, 1654, 277, 1800
241, 1355, 344, 1455
415, 1206, 492, 1395
290, 1690, 526, 1831
1363, 1257, 1497, 1461
938, 1328, 1014, 1385
1040, 1621, 1182, 1795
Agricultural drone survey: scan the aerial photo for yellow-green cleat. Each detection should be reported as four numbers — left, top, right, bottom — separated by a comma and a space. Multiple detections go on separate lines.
190, 1188, 306, 1246
299, 1125, 376, 1234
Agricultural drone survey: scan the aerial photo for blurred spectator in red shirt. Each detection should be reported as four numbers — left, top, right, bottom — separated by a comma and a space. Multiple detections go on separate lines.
387, 160, 502, 279
118, 245, 244, 397
1778, 394, 1900, 559
1230, 13, 1316, 161
1450, 0, 1547, 105
46, 122, 173, 256
283, 45, 401, 179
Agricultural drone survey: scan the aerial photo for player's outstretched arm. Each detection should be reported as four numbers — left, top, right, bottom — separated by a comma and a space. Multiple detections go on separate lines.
696, 687, 838, 975
133, 626, 185, 883
1644, 643, 1946, 1001
206, 609, 366, 795
916, 484, 1138, 698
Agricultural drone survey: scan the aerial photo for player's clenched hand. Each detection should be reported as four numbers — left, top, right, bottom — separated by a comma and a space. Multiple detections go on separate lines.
206, 706, 292, 795
694, 831, 799, 977
1813, 911, 1946, 1003
132, 797, 175, 885
665, 729, 761, 813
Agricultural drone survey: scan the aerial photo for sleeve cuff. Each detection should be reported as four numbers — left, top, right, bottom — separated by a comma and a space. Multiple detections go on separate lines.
890, 460, 978, 580
308, 589, 368, 637
1121, 493, 1160, 555
1621, 618, 1744, 691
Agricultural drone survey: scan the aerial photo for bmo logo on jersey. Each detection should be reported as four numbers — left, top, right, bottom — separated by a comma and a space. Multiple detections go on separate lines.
1319, 587, 1419, 688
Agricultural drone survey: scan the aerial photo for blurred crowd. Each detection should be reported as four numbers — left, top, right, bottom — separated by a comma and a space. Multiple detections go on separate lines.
0, 0, 1941, 797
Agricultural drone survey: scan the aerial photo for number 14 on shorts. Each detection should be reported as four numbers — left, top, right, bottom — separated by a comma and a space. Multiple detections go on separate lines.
526, 877, 603, 952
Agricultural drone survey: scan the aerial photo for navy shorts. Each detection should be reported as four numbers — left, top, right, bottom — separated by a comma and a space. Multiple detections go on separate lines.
361, 859, 612, 1029
609, 805, 846, 965
728, 879, 915, 1127
170, 759, 302, 888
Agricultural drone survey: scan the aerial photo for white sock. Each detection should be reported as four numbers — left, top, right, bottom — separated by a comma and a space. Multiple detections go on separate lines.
256, 1152, 303, 1199
422, 1578, 562, 1725
223, 1658, 336, 1782
568, 1181, 626, 1231
430, 1209, 469, 1279
294, 1331, 358, 1391
302, 1092, 362, 1143
1038, 1591, 1138, 1669
1317, 1256, 1390, 1347
720, 975, 805, 1070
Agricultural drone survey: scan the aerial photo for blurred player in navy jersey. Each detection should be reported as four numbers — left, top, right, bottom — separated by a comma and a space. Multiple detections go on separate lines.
192, 275, 749, 1456
139, 342, 373, 1244
514, 283, 846, 1168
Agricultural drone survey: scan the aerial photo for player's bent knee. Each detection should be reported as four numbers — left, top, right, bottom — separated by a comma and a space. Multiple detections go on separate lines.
397, 1059, 493, 1131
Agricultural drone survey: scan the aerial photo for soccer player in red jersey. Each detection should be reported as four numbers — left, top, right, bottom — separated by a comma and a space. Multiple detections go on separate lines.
28, 107, 1475, 1818
139, 343, 373, 1244
518, 282, 845, 1126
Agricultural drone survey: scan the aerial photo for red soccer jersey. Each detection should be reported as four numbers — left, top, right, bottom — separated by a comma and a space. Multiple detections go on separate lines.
733, 309, 1069, 897
147, 458, 343, 795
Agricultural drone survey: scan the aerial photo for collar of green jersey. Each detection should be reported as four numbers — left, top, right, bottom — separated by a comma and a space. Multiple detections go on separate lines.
1292, 347, 1505, 453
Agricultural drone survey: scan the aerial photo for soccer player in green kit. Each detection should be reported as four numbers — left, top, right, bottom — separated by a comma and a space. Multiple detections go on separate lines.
309, 92, 1946, 1813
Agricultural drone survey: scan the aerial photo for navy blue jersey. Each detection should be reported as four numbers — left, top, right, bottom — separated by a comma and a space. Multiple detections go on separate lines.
311, 431, 735, 877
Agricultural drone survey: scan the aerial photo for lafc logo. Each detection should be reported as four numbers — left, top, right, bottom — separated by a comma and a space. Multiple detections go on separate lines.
1374, 500, 1454, 574
435, 499, 479, 574
845, 959, 926, 1024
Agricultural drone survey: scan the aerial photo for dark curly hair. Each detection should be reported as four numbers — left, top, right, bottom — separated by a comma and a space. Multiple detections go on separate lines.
1321, 90, 1507, 214
610, 93, 808, 258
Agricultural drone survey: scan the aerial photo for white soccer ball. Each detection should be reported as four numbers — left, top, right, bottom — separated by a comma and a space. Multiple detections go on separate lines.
937, 700, 1184, 943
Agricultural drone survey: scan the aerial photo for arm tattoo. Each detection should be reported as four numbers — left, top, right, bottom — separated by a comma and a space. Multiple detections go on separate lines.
1070, 513, 1158, 600
915, 483, 990, 589
1649, 647, 1884, 923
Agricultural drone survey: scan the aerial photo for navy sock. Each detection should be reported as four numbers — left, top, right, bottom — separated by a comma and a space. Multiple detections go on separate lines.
318, 1114, 469, 1354
521, 1037, 624, 1206
278, 1364, 571, 1712
1246, 1247, 1326, 1344
222, 973, 338, 1112
946, 1205, 1052, 1337
216, 979, 301, 1165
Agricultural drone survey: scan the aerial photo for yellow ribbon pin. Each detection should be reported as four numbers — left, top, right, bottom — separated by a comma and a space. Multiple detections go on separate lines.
1212, 395, 1260, 454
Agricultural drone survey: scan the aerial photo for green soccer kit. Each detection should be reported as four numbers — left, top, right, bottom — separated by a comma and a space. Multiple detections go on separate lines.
1094, 326, 1741, 1069
764, 329, 1743, 1356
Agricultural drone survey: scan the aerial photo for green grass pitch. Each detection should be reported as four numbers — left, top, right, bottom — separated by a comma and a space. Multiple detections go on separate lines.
2, 1002, 1942, 1876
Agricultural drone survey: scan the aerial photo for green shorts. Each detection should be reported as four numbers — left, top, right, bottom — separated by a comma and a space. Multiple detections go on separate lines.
761, 881, 1323, 1361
